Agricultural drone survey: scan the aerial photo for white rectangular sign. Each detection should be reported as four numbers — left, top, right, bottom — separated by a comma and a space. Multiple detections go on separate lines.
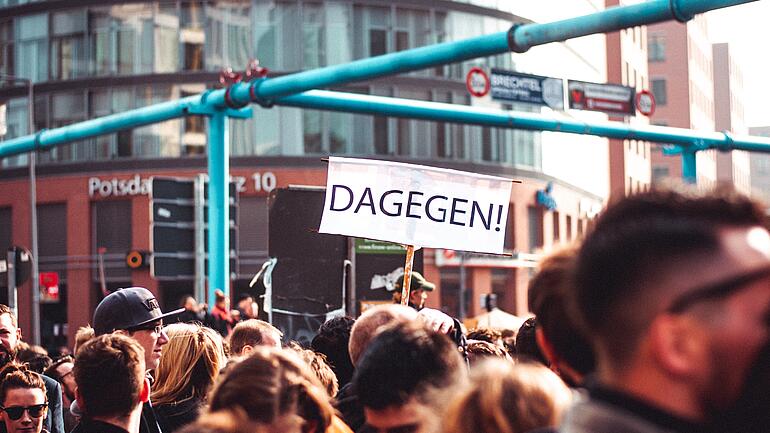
319, 157, 513, 254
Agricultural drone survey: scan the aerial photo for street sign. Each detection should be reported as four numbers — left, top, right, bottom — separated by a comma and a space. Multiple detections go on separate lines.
466, 67, 490, 98
150, 177, 238, 279
635, 89, 656, 116
490, 69, 564, 110
567, 80, 635, 116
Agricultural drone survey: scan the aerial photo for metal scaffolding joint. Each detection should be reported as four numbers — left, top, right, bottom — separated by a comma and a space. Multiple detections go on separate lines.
249, 79, 275, 108
669, 0, 695, 23
507, 23, 531, 53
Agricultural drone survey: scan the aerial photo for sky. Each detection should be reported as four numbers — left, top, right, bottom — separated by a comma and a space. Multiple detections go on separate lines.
707, 1, 770, 128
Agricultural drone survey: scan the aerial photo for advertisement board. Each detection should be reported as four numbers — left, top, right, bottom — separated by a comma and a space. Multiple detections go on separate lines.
490, 69, 564, 110
568, 80, 635, 116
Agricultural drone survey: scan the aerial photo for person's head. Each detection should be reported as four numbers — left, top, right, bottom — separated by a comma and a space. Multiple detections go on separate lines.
0, 305, 21, 366
393, 272, 435, 310
310, 316, 355, 387
214, 290, 228, 309
229, 319, 283, 356
466, 340, 511, 366
353, 322, 465, 433
180, 296, 198, 311
92, 287, 183, 371
466, 328, 503, 346
74, 334, 147, 421
236, 294, 258, 320
0, 364, 48, 433
208, 347, 332, 433
287, 343, 339, 398
44, 355, 76, 401
573, 187, 770, 421
348, 304, 417, 366
73, 325, 94, 355
515, 317, 548, 366
177, 410, 282, 433
14, 345, 51, 375
529, 245, 596, 386
151, 323, 227, 406
444, 359, 571, 433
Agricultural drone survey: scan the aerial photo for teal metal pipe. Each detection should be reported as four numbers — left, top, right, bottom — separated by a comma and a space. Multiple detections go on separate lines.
276, 89, 770, 154
681, 151, 698, 184
0, 96, 201, 158
509, 0, 755, 52
207, 111, 230, 307
217, 0, 755, 106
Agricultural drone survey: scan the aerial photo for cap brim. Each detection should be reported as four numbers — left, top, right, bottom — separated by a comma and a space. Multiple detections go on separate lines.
132, 307, 186, 328
420, 282, 436, 292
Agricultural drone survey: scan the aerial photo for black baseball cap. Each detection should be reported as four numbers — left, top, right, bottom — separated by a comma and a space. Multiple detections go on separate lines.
395, 271, 436, 292
93, 287, 184, 336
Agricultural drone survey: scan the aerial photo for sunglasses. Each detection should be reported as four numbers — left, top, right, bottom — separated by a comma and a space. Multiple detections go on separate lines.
667, 265, 770, 313
1, 404, 47, 420
126, 322, 164, 335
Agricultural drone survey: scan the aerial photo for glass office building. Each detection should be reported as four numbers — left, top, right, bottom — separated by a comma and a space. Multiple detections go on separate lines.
0, 0, 606, 349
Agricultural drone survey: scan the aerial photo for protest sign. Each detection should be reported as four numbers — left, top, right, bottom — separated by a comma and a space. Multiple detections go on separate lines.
319, 157, 513, 255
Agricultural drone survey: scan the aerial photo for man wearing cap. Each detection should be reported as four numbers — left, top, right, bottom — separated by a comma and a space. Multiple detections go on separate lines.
90, 287, 184, 433
393, 271, 435, 311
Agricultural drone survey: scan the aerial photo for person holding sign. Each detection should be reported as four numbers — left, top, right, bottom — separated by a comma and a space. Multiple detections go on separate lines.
391, 272, 435, 310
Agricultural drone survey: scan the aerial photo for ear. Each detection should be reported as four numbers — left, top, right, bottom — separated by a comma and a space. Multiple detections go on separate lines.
241, 345, 253, 356
648, 314, 706, 379
535, 327, 559, 367
16, 327, 22, 342
140, 377, 150, 403
75, 386, 86, 414
113, 329, 128, 336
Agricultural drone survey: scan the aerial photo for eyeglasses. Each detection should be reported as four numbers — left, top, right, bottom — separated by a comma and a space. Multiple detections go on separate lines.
1, 404, 47, 420
127, 322, 163, 335
666, 265, 770, 313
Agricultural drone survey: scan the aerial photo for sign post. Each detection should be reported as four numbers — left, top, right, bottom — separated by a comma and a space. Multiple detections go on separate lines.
400, 245, 416, 306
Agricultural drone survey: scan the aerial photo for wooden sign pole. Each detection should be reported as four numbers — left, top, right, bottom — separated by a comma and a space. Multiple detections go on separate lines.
400, 245, 415, 306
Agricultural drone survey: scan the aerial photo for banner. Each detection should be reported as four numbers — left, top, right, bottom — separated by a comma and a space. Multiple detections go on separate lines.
568, 80, 635, 116
319, 157, 513, 254
490, 69, 564, 110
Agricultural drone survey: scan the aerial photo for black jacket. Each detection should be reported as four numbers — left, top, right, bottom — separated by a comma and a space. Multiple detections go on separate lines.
154, 397, 202, 433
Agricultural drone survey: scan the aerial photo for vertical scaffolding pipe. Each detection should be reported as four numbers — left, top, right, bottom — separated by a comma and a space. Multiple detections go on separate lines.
681, 150, 698, 184
207, 111, 230, 307
194, 174, 207, 304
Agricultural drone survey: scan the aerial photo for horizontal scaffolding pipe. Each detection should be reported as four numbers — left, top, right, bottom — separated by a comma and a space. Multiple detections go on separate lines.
275, 90, 770, 153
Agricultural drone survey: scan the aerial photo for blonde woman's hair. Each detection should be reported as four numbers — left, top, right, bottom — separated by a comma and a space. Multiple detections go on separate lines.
443, 359, 572, 433
151, 323, 227, 406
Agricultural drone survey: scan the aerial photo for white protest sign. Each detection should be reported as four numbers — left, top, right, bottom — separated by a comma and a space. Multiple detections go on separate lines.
319, 157, 513, 254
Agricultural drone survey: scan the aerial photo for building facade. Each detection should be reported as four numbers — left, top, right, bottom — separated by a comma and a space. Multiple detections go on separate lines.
647, 14, 717, 187
749, 126, 770, 204
0, 0, 607, 349
605, 0, 651, 198
712, 42, 751, 195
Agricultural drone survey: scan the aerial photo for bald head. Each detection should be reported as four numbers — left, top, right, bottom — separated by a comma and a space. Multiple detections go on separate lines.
349, 305, 417, 366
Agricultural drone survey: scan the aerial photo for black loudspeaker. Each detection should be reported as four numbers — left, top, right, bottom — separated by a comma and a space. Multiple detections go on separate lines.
268, 187, 348, 345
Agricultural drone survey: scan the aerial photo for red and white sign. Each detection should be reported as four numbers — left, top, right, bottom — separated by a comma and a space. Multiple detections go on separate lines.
568, 80, 635, 116
635, 90, 656, 116
466, 67, 490, 98
39, 272, 60, 302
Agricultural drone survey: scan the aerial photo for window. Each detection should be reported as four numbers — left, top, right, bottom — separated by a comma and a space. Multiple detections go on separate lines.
92, 200, 132, 281
651, 78, 667, 106
504, 207, 515, 250
0, 20, 14, 77
566, 215, 573, 241
652, 165, 670, 181
552, 211, 560, 243
16, 13, 48, 82
648, 34, 665, 62
51, 10, 87, 80
528, 206, 543, 252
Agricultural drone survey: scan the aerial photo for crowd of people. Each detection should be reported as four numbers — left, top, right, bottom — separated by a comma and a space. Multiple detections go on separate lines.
0, 186, 768, 433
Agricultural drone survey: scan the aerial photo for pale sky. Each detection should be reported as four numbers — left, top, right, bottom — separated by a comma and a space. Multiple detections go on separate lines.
707, 1, 770, 128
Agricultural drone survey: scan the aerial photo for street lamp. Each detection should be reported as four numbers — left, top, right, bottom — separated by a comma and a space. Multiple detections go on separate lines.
0, 74, 40, 345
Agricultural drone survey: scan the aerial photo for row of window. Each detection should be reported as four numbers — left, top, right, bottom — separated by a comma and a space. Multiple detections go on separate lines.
0, 1, 515, 83
1, 84, 542, 168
